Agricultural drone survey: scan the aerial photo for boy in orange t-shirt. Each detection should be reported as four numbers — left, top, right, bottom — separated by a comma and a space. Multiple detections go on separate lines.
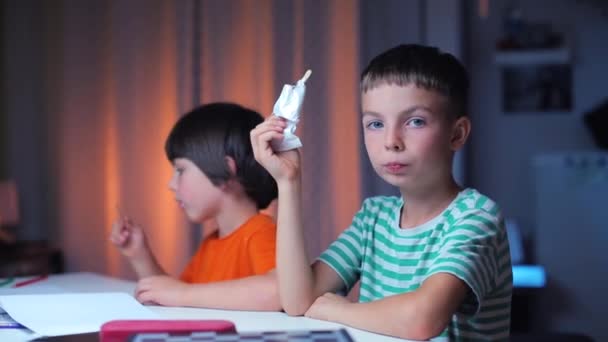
110, 103, 279, 310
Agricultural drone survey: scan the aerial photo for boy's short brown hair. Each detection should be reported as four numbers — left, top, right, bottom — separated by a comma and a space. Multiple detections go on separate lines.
361, 44, 469, 118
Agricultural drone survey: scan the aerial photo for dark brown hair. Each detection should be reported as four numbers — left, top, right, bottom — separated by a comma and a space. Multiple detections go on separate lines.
165, 102, 277, 209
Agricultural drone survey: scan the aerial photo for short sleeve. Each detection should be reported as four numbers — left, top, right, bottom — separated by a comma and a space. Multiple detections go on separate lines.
247, 225, 277, 274
426, 209, 502, 315
318, 200, 370, 291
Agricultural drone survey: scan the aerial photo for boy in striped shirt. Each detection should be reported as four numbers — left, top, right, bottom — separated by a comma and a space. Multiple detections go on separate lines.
251, 44, 512, 341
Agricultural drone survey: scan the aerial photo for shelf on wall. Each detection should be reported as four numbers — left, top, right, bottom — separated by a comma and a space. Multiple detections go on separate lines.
495, 46, 571, 66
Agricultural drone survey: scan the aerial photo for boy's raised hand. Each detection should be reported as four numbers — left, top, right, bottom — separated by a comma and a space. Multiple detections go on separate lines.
250, 116, 301, 183
109, 216, 149, 260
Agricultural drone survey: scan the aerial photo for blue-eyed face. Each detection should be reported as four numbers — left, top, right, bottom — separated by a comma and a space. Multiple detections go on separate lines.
361, 83, 467, 193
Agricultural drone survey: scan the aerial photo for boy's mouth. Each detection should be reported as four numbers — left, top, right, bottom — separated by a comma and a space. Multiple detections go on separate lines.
383, 162, 408, 173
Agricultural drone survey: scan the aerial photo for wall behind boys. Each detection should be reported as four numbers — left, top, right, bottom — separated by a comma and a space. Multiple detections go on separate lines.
3, 0, 192, 276
466, 0, 605, 239
466, 0, 608, 340
3, 1, 51, 243
0, 3, 5, 180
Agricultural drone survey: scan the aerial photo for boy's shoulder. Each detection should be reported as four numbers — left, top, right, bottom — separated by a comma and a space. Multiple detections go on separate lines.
224, 213, 276, 241
451, 188, 500, 214
355, 189, 502, 232
443, 188, 503, 230
243, 213, 276, 232
360, 189, 500, 215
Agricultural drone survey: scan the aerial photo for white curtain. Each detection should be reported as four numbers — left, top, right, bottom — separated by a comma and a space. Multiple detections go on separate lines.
48, 0, 194, 276
4, 0, 362, 278
195, 0, 361, 260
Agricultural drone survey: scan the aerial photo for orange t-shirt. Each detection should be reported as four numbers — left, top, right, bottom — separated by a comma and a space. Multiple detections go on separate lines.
179, 214, 276, 283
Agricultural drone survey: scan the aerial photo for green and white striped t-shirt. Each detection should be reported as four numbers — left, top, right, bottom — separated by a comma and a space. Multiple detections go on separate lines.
318, 188, 512, 341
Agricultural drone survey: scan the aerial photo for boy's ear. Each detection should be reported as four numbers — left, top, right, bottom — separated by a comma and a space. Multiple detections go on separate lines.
219, 156, 239, 192
450, 116, 471, 151
224, 156, 238, 177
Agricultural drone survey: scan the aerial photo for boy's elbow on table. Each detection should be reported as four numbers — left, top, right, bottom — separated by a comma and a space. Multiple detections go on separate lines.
394, 294, 453, 340
282, 300, 311, 316
404, 318, 449, 341
258, 278, 283, 311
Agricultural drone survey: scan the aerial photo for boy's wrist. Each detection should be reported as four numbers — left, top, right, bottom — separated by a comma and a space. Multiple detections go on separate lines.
130, 250, 155, 269
277, 178, 301, 193
175, 283, 188, 306
275, 168, 301, 184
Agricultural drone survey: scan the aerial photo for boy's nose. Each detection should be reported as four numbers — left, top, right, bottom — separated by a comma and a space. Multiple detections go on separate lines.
384, 130, 405, 151
168, 176, 177, 191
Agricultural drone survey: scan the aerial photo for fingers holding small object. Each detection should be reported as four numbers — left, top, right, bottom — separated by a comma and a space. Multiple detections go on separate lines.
251, 117, 285, 154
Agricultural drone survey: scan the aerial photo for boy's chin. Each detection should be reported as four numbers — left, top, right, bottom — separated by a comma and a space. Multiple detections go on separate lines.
378, 173, 408, 186
380, 175, 426, 194
187, 211, 214, 224
380, 177, 408, 190
181, 210, 202, 223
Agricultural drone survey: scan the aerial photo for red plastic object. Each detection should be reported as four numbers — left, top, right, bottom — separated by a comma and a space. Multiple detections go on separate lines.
100, 320, 236, 342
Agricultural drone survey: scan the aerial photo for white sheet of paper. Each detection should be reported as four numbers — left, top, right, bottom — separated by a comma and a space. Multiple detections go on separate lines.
0, 292, 158, 336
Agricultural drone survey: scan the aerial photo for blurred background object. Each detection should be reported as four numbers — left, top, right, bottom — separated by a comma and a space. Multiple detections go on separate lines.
0, 179, 19, 244
532, 152, 607, 340
0, 179, 63, 277
583, 100, 608, 150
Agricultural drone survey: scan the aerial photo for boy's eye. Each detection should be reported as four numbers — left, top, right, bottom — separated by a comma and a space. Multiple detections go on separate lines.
366, 121, 384, 129
175, 167, 185, 175
407, 118, 425, 127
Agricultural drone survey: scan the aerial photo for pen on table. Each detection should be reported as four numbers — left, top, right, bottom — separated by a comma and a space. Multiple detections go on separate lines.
0, 319, 24, 329
0, 277, 14, 287
12, 275, 48, 288
0, 307, 24, 329
0, 313, 25, 329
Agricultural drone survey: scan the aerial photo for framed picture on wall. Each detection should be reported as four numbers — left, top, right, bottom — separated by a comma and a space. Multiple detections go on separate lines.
502, 64, 572, 113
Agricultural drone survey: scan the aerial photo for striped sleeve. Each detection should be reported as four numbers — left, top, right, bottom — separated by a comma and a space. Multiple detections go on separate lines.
426, 209, 501, 315
317, 200, 370, 291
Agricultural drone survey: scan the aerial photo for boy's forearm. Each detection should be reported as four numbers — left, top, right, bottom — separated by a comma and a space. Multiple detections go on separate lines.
130, 251, 166, 279
329, 293, 444, 340
181, 273, 281, 311
276, 179, 316, 315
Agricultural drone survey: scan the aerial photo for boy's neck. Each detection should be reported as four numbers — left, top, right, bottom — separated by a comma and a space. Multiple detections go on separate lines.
399, 178, 461, 229
214, 196, 260, 238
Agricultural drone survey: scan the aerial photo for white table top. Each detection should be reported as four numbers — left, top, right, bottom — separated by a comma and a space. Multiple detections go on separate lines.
0, 272, 411, 342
